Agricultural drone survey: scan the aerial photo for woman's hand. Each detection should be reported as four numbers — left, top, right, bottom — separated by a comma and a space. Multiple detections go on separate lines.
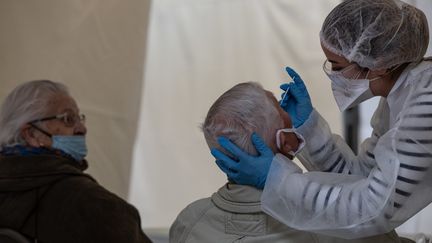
280, 67, 313, 128
210, 133, 274, 189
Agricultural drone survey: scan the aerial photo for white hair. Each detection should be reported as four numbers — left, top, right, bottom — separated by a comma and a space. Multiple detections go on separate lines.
0, 80, 69, 147
202, 82, 284, 156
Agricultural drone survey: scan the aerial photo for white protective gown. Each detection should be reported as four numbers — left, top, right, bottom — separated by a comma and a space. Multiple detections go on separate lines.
261, 60, 432, 239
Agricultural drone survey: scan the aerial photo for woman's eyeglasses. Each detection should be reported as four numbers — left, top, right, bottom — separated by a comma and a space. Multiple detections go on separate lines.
29, 112, 86, 127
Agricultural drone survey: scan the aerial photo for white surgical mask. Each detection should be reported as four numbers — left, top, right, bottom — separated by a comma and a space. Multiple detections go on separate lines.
327, 73, 375, 111
276, 128, 305, 157
323, 60, 376, 111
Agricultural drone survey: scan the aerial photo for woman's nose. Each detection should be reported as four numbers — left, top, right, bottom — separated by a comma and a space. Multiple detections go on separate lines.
74, 120, 87, 135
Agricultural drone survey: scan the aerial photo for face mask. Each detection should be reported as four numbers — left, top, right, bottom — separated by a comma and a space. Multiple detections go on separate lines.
29, 122, 88, 161
322, 60, 401, 112
52, 135, 88, 161
327, 72, 375, 111
276, 128, 305, 157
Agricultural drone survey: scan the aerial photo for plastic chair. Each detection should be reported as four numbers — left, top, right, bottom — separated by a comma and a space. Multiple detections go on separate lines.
0, 228, 32, 243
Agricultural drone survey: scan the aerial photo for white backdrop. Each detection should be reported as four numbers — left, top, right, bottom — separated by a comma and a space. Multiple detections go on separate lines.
129, 0, 342, 229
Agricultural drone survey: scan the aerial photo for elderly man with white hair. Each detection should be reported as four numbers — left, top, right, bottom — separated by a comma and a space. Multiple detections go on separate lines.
0, 80, 152, 242
169, 82, 406, 243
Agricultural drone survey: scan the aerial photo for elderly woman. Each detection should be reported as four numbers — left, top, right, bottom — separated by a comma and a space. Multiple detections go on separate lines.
0, 80, 151, 242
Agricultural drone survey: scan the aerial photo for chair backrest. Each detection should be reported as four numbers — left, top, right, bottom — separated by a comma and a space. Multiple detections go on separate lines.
0, 228, 32, 243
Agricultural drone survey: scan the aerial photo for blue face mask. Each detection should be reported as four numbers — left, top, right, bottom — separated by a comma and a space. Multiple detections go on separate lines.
29, 123, 88, 162
52, 135, 87, 161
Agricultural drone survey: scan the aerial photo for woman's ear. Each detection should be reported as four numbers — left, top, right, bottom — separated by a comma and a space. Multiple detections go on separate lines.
370, 68, 388, 76
21, 124, 43, 147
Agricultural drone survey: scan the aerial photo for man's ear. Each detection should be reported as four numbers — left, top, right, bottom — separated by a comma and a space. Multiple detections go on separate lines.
20, 124, 41, 147
279, 132, 295, 155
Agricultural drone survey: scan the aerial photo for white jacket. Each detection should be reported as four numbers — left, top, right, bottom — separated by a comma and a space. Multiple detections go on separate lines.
170, 183, 404, 242
262, 60, 432, 239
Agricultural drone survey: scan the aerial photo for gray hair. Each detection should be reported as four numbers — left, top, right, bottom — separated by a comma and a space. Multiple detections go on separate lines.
0, 80, 69, 147
202, 82, 284, 156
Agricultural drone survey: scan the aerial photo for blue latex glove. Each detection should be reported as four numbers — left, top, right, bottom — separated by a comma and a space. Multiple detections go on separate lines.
210, 133, 274, 189
280, 66, 313, 128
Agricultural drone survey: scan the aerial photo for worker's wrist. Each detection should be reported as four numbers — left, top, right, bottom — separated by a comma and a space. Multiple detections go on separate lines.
296, 109, 319, 139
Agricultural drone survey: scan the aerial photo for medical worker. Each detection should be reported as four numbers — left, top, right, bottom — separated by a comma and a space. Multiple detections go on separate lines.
212, 0, 432, 239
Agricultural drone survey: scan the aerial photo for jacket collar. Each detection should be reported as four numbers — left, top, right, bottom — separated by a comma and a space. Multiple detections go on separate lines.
211, 183, 262, 213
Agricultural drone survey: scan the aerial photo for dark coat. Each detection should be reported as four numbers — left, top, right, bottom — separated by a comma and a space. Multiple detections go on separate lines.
0, 154, 152, 243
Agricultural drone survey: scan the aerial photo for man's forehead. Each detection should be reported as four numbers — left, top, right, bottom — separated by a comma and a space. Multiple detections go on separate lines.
264, 90, 276, 100
264, 89, 293, 128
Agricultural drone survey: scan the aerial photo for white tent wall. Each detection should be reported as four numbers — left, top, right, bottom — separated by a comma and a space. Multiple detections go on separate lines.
129, 0, 342, 229
0, 0, 151, 199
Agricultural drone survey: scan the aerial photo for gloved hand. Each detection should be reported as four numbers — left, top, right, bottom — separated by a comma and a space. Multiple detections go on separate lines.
210, 133, 274, 189
280, 66, 313, 128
